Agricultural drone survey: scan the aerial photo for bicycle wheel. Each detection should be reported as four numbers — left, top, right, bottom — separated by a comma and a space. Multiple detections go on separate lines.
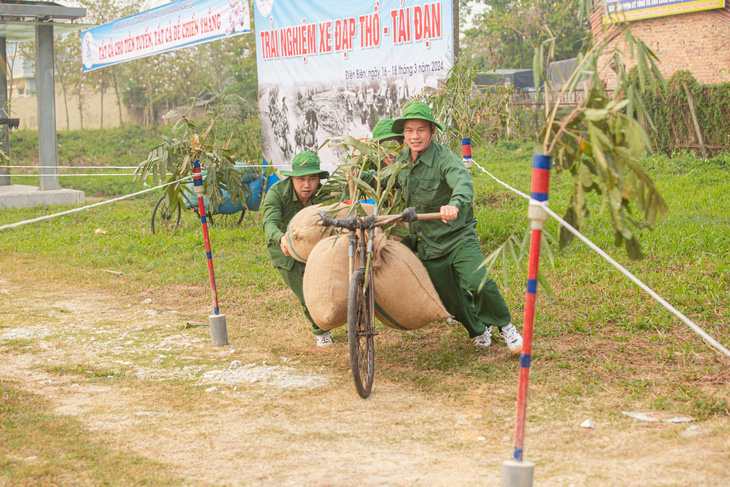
209, 208, 246, 227
151, 194, 181, 235
348, 268, 375, 398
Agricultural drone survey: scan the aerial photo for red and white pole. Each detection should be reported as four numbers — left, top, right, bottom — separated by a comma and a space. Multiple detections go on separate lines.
502, 154, 551, 486
192, 160, 228, 346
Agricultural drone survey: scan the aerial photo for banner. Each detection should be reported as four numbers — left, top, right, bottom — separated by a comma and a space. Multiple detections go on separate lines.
81, 0, 251, 72
604, 0, 725, 23
255, 0, 454, 173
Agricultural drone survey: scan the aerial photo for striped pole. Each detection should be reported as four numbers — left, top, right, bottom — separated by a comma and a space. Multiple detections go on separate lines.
502, 154, 550, 487
191, 160, 228, 346
461, 138, 473, 173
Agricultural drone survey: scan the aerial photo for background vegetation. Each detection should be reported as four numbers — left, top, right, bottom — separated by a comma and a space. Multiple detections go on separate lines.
632, 70, 730, 155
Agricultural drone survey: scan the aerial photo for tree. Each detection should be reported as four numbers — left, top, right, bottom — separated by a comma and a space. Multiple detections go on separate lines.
54, 34, 79, 130
465, 0, 590, 69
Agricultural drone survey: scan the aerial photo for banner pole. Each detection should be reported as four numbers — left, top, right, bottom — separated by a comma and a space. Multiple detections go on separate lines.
502, 154, 551, 487
191, 159, 229, 347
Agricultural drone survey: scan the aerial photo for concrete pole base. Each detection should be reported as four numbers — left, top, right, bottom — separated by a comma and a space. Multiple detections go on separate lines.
209, 314, 229, 347
501, 460, 535, 487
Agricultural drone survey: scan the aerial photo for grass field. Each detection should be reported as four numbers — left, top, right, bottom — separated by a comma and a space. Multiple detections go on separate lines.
0, 142, 728, 485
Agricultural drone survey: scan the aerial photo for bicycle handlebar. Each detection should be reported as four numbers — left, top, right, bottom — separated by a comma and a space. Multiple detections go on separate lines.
318, 207, 443, 230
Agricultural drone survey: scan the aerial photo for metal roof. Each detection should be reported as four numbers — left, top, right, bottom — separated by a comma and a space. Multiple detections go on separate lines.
0, 1, 90, 41
0, 1, 85, 21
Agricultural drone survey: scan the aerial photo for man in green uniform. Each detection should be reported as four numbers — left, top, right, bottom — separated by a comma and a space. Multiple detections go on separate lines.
387, 101, 523, 352
262, 151, 333, 347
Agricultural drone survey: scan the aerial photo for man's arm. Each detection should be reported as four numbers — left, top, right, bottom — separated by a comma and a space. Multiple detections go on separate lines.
442, 149, 474, 213
262, 188, 286, 245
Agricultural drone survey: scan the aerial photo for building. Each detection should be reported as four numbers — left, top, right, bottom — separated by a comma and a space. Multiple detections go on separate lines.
8, 52, 34, 98
591, 1, 730, 88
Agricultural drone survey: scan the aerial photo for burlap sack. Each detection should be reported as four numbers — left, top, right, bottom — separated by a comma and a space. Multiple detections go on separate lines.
285, 203, 348, 263
285, 203, 379, 263
373, 241, 451, 330
303, 231, 386, 331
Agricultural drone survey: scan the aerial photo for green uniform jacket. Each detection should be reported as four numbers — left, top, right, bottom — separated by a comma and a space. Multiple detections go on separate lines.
394, 141, 477, 261
262, 178, 323, 270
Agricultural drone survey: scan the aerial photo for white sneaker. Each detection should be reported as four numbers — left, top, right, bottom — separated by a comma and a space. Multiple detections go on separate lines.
473, 326, 492, 348
316, 331, 333, 347
499, 324, 523, 354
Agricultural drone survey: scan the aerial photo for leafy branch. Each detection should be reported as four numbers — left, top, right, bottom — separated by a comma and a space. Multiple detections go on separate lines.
134, 85, 259, 211
534, 11, 669, 260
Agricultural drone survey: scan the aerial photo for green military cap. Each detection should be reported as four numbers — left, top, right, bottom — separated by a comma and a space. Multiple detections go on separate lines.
391, 101, 446, 134
281, 151, 329, 178
371, 118, 401, 142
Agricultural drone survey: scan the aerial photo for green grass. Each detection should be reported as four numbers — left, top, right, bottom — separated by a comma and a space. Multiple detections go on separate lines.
0, 380, 182, 486
1, 141, 728, 419
10, 124, 171, 168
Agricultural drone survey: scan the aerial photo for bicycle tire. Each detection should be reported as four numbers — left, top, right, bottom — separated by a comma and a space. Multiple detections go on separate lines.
151, 194, 181, 235
209, 208, 246, 227
348, 268, 375, 399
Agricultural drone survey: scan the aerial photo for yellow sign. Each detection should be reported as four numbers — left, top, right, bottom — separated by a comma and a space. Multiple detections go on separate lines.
604, 0, 726, 23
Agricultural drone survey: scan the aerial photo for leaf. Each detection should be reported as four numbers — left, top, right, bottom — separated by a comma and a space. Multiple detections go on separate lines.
558, 207, 577, 249
624, 235, 644, 261
584, 108, 609, 122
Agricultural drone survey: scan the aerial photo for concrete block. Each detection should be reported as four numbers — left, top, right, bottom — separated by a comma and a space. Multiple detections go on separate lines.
0, 184, 84, 209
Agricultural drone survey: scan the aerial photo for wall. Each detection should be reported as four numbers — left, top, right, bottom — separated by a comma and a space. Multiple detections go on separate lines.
592, 9, 730, 89
12, 88, 133, 131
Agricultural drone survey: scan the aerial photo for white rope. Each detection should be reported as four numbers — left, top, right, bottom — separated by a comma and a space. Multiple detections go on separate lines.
0, 177, 187, 231
12, 173, 139, 177
472, 160, 730, 359
0, 165, 139, 169
1, 164, 272, 169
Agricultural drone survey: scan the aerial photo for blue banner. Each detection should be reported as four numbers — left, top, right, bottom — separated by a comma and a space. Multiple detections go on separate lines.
81, 0, 251, 72
255, 0, 454, 173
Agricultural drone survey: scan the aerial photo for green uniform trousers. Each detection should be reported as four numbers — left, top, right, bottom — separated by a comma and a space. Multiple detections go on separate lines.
421, 237, 511, 338
275, 261, 326, 336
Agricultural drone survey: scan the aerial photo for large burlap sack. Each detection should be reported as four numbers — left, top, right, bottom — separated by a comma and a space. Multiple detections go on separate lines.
373, 241, 451, 330
303, 231, 386, 331
286, 203, 379, 263
285, 203, 348, 263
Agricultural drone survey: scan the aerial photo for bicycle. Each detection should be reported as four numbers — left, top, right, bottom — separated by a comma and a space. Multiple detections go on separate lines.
319, 207, 442, 398
150, 163, 264, 235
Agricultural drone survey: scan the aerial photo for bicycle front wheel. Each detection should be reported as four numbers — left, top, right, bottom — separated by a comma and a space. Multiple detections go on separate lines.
151, 194, 181, 235
348, 268, 375, 399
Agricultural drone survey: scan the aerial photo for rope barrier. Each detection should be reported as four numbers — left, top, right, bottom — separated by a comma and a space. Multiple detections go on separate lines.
0, 165, 139, 169
0, 164, 272, 169
0, 177, 187, 231
472, 160, 730, 359
11, 173, 139, 177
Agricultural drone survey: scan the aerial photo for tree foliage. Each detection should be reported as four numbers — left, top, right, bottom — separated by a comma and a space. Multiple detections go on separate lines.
462, 0, 590, 69
135, 86, 259, 211
538, 16, 669, 260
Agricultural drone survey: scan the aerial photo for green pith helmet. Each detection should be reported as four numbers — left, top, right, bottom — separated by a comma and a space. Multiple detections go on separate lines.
372, 118, 402, 142
280, 151, 329, 178
391, 101, 446, 134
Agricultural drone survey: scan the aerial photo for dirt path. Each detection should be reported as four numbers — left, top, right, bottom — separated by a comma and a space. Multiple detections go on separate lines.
1, 273, 728, 486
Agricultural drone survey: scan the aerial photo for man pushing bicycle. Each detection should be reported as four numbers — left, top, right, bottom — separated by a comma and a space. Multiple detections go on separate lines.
362, 101, 523, 353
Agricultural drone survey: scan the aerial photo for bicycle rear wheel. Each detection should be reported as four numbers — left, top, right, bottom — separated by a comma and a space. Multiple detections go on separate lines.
348, 268, 375, 398
151, 194, 181, 235
208, 208, 246, 227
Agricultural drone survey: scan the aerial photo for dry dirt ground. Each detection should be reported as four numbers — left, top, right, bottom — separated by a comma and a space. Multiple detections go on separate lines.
0, 269, 728, 487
